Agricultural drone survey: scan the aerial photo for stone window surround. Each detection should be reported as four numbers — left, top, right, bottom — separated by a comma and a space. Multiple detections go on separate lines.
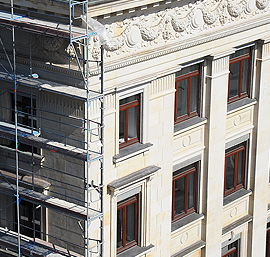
221, 233, 240, 256
115, 83, 150, 163
108, 166, 159, 257
221, 216, 252, 257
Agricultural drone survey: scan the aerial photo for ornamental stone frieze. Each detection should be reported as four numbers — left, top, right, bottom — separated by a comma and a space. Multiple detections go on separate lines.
89, 0, 270, 60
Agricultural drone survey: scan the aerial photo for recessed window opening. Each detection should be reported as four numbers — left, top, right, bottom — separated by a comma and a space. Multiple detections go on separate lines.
172, 163, 197, 222
222, 239, 240, 257
224, 142, 246, 197
228, 47, 251, 103
175, 64, 200, 123
119, 94, 140, 149
12, 93, 37, 129
117, 194, 139, 254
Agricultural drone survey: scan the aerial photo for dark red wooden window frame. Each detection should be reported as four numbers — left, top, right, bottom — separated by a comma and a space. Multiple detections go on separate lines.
174, 65, 200, 124
224, 143, 246, 197
172, 164, 197, 222
222, 240, 239, 257
119, 95, 140, 149
228, 48, 251, 103
266, 226, 270, 257
117, 195, 138, 254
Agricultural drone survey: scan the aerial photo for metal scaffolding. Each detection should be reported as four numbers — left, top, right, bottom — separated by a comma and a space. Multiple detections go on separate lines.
0, 0, 104, 256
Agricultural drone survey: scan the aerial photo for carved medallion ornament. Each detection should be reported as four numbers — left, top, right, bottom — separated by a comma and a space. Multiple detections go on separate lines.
89, 0, 270, 60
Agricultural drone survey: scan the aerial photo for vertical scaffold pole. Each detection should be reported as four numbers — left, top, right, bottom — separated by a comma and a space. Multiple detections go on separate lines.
85, 2, 90, 257
100, 45, 104, 257
11, 0, 21, 255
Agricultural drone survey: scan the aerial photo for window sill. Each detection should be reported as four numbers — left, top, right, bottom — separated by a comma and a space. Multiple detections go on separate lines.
113, 142, 153, 164
0, 144, 44, 161
117, 244, 154, 257
174, 117, 207, 135
222, 214, 253, 235
171, 213, 204, 233
227, 98, 257, 114
171, 240, 206, 257
223, 188, 252, 206
0, 169, 51, 190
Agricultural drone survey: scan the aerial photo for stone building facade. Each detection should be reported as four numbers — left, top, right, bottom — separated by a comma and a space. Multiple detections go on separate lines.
0, 0, 270, 256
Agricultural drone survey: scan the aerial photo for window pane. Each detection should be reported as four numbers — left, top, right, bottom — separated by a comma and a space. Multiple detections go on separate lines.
229, 62, 240, 98
126, 202, 136, 244
176, 64, 198, 77
267, 229, 270, 257
119, 110, 126, 144
177, 79, 188, 118
237, 151, 244, 186
173, 164, 196, 177
222, 241, 238, 257
120, 95, 137, 105
188, 172, 195, 210
226, 155, 235, 191
174, 176, 185, 216
241, 58, 249, 94
117, 208, 123, 248
230, 48, 249, 59
190, 76, 198, 114
128, 106, 137, 140
14, 95, 37, 127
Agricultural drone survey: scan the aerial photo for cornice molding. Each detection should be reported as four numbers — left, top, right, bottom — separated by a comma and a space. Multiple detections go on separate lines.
97, 13, 270, 75
86, 0, 270, 67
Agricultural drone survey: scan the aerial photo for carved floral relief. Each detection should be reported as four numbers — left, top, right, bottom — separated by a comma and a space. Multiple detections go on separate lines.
89, 0, 270, 59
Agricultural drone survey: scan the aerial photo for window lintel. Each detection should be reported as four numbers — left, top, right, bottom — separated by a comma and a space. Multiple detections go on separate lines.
108, 165, 159, 192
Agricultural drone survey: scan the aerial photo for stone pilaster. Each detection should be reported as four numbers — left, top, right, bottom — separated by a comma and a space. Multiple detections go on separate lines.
249, 39, 270, 257
203, 52, 230, 257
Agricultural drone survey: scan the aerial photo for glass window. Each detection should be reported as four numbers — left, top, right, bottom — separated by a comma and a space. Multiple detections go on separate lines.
266, 223, 270, 257
172, 163, 197, 222
12, 94, 37, 128
222, 240, 239, 257
175, 64, 200, 123
117, 195, 138, 254
15, 200, 41, 239
11, 93, 38, 153
119, 95, 140, 149
224, 142, 246, 197
228, 47, 251, 103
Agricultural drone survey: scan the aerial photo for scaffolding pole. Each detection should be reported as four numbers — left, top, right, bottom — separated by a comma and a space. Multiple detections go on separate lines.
10, 0, 21, 255
0, 0, 104, 256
